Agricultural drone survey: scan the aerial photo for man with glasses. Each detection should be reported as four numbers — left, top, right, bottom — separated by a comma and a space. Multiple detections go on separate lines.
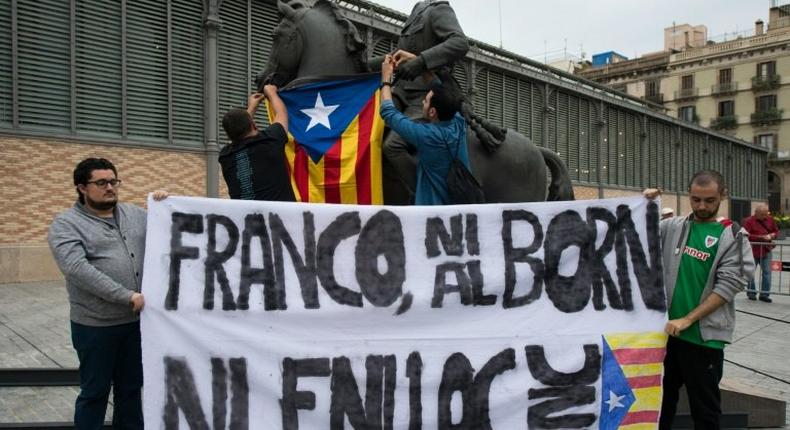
48, 157, 166, 429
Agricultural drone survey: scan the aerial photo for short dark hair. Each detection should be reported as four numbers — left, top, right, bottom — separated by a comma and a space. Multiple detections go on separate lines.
428, 81, 462, 121
73, 158, 117, 204
222, 108, 253, 142
689, 169, 727, 195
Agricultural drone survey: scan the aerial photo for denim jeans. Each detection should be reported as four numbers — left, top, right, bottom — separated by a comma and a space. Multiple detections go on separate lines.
748, 253, 772, 298
71, 321, 143, 430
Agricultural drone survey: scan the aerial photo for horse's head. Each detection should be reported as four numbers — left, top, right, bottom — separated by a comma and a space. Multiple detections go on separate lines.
256, 0, 368, 91
256, 0, 308, 90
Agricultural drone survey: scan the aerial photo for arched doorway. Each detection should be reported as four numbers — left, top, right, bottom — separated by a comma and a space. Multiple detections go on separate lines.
768, 170, 781, 213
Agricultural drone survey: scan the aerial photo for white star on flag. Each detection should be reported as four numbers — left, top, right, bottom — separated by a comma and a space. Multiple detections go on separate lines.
301, 93, 339, 132
604, 390, 626, 413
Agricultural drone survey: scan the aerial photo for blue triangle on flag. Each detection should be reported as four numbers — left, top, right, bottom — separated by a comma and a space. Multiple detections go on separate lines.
599, 336, 636, 430
278, 75, 380, 163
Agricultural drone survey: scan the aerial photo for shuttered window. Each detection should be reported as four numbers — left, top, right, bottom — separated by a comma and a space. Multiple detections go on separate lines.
473, 68, 488, 118
216, 0, 280, 144
127, 0, 169, 141
75, 0, 122, 136
503, 74, 518, 130
555, 92, 569, 165
578, 98, 595, 184
372, 37, 395, 57
718, 100, 734, 117
451, 63, 467, 95
565, 94, 579, 182
0, 1, 10, 125
5, 0, 203, 145
217, 0, 249, 146
487, 70, 504, 127
516, 79, 535, 141
18, 0, 71, 130
171, 0, 204, 146
250, 1, 281, 127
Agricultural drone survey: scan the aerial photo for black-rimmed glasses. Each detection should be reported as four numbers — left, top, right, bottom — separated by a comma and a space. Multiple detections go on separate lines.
85, 179, 122, 188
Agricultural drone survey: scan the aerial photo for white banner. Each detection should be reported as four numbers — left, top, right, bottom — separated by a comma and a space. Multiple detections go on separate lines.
141, 196, 667, 429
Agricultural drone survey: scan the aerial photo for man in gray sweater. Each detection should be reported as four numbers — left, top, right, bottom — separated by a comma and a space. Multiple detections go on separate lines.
48, 157, 166, 429
645, 170, 754, 429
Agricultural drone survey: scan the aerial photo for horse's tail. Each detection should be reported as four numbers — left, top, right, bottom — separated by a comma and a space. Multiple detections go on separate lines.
539, 147, 575, 201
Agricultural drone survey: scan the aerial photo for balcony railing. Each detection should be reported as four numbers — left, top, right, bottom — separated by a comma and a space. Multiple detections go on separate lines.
752, 74, 781, 91
642, 93, 663, 104
711, 82, 739, 95
674, 87, 698, 100
751, 108, 784, 125
709, 115, 738, 130
679, 112, 700, 124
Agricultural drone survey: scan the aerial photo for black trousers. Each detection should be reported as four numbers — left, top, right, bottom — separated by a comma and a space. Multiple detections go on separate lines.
659, 336, 724, 430
71, 321, 143, 430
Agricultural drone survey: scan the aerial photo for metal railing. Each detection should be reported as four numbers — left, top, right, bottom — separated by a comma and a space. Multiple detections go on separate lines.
711, 81, 738, 95
751, 107, 784, 125
747, 241, 790, 297
674, 87, 699, 100
751, 74, 781, 91
709, 115, 738, 130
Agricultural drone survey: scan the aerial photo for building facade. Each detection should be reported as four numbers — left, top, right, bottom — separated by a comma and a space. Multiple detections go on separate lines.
579, 2, 789, 214
0, 0, 768, 283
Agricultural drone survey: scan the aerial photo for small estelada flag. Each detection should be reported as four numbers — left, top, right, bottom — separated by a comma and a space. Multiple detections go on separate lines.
599, 332, 667, 430
267, 74, 385, 204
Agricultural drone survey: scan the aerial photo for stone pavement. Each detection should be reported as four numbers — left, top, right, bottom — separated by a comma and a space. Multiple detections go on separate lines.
1, 281, 789, 427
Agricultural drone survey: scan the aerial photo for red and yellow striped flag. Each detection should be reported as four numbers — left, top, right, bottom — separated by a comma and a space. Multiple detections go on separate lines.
267, 74, 385, 204
605, 332, 668, 429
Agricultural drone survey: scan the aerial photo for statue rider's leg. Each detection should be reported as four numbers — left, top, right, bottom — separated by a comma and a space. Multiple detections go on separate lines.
383, 128, 417, 193
382, 92, 423, 204
381, 135, 414, 205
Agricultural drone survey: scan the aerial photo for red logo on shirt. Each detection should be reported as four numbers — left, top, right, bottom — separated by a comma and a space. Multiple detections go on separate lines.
683, 246, 711, 261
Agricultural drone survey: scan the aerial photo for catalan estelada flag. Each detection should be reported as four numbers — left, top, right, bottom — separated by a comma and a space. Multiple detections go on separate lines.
599, 332, 667, 430
267, 74, 384, 204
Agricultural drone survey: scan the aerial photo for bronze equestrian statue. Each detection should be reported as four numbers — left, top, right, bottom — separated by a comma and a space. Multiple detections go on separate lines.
258, 0, 575, 204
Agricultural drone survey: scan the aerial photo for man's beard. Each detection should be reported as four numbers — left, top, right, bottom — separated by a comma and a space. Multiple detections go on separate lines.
86, 194, 117, 211
693, 203, 720, 221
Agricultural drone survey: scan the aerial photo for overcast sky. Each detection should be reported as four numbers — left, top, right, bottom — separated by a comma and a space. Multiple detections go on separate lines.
370, 0, 771, 62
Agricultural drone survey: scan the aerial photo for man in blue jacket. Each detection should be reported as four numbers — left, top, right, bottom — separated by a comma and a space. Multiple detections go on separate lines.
379, 54, 470, 205
49, 158, 167, 429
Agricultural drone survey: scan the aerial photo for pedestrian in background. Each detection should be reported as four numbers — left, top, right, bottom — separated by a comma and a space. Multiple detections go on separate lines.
743, 204, 779, 302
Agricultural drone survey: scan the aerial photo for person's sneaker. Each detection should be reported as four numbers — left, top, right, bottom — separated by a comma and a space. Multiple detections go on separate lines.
759, 296, 772, 303
747, 295, 757, 301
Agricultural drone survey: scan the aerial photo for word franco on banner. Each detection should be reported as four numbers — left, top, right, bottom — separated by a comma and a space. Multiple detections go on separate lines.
140, 195, 668, 429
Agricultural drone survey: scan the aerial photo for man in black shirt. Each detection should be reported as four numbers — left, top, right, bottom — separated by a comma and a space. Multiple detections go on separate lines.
220, 84, 296, 201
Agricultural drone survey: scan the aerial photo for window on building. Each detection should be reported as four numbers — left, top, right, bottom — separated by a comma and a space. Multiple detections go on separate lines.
718, 100, 734, 117
757, 61, 776, 78
645, 80, 659, 97
679, 105, 696, 122
757, 134, 775, 152
756, 94, 777, 112
681, 75, 694, 89
0, 0, 206, 145
718, 68, 732, 84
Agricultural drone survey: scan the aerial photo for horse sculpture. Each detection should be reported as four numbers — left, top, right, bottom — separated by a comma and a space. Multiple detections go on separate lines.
258, 0, 575, 204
